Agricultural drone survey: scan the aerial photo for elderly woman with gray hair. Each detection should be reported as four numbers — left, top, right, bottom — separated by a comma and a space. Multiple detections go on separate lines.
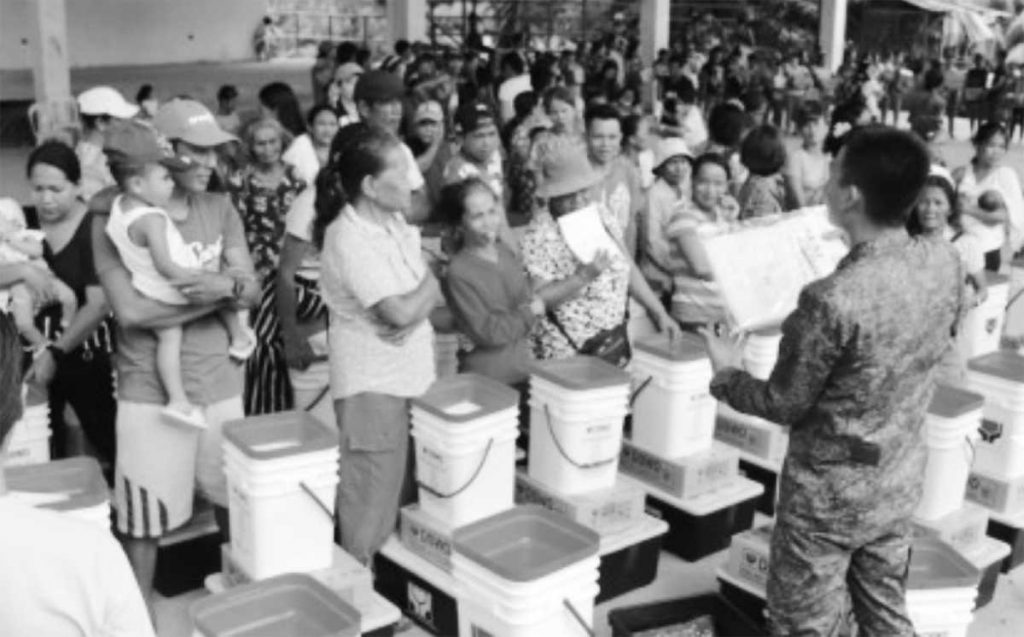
225, 117, 306, 414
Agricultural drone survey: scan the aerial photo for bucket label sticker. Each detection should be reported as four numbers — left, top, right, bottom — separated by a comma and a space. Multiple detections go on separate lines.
404, 516, 452, 567
620, 443, 680, 493
515, 479, 571, 517
620, 442, 737, 498
985, 317, 999, 335
407, 581, 436, 629
715, 417, 773, 458
737, 546, 770, 587
965, 472, 1024, 513
978, 419, 1003, 444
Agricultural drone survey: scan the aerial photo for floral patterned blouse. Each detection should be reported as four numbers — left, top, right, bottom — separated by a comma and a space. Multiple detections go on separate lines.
226, 163, 305, 280
521, 204, 631, 360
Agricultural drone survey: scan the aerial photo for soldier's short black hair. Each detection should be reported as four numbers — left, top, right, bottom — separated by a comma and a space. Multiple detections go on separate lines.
838, 126, 930, 227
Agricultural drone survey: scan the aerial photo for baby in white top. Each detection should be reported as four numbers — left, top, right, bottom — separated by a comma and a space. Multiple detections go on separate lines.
103, 122, 253, 429
0, 198, 78, 347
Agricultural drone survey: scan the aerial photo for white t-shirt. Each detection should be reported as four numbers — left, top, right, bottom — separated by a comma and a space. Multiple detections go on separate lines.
957, 164, 1024, 254
0, 496, 155, 637
498, 74, 533, 122
282, 133, 322, 186
284, 187, 321, 280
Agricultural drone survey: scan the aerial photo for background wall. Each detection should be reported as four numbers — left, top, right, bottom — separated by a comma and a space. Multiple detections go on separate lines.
0, 0, 267, 71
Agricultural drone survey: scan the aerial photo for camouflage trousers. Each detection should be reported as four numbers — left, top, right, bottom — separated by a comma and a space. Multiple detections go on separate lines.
766, 516, 915, 637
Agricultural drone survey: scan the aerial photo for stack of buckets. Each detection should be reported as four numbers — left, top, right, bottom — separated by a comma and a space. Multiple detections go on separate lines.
528, 357, 632, 494
5, 400, 51, 467
5, 456, 110, 529
631, 335, 718, 455
964, 351, 1024, 519
452, 505, 601, 636
958, 273, 1009, 362
915, 385, 986, 521
905, 537, 982, 637
409, 374, 520, 527
222, 411, 340, 580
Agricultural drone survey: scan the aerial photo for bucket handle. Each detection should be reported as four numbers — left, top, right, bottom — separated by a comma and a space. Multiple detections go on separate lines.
563, 599, 595, 637
542, 404, 618, 469
416, 437, 494, 499
964, 435, 976, 468
299, 481, 335, 523
629, 376, 654, 408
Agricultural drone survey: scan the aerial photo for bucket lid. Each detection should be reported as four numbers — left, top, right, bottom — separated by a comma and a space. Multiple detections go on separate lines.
223, 411, 339, 461
907, 537, 981, 590
967, 351, 1024, 384
530, 356, 630, 392
985, 272, 1009, 286
453, 504, 599, 583
411, 373, 519, 424
634, 333, 707, 364
928, 385, 984, 419
191, 573, 360, 637
4, 457, 108, 511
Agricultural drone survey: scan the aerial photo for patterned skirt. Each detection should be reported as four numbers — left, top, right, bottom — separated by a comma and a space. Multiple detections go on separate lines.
244, 273, 326, 416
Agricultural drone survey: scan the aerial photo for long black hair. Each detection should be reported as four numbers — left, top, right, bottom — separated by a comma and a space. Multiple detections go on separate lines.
258, 82, 306, 138
312, 123, 401, 249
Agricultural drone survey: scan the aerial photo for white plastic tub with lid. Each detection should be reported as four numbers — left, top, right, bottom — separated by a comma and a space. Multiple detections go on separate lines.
916, 385, 986, 520
966, 351, 1024, 478
630, 334, 718, 457
959, 273, 1009, 362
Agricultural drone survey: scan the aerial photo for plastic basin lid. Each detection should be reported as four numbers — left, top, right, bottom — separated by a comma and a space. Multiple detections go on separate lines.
907, 537, 981, 590
529, 356, 631, 392
967, 351, 1024, 384
634, 333, 707, 363
928, 385, 985, 419
411, 373, 520, 424
191, 573, 360, 637
223, 411, 339, 461
4, 457, 108, 511
453, 504, 600, 583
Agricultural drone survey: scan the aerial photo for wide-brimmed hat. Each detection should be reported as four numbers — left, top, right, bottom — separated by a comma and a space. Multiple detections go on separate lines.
652, 136, 694, 172
534, 135, 602, 199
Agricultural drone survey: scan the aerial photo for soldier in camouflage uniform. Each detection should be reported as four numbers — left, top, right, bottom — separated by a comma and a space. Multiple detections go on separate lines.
703, 127, 964, 637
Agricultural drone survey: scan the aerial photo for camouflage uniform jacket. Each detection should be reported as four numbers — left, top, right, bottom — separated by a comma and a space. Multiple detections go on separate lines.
711, 232, 964, 533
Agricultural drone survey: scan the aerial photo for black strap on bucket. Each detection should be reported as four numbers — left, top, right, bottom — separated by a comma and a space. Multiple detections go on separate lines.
416, 438, 495, 499
542, 404, 617, 469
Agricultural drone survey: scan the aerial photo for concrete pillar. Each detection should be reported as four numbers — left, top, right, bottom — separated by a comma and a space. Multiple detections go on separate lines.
387, 0, 429, 43
819, 0, 848, 73
28, 0, 77, 144
639, 0, 671, 108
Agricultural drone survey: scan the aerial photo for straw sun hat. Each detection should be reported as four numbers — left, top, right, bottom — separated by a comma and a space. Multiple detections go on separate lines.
534, 135, 602, 199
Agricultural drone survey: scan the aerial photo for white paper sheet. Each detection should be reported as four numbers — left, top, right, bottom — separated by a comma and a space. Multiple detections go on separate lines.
556, 204, 622, 264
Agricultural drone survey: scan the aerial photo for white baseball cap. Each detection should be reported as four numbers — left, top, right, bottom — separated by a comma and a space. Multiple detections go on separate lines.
77, 86, 139, 119
153, 99, 237, 147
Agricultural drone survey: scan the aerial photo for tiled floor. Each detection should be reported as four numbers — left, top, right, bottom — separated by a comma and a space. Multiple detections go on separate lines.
155, 538, 1024, 637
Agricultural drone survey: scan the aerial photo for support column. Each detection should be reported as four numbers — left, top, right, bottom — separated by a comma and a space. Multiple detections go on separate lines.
639, 0, 671, 108
28, 0, 76, 144
819, 0, 848, 73
387, 0, 429, 44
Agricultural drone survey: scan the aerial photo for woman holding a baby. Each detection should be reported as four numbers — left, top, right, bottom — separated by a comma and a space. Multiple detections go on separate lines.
0, 141, 116, 471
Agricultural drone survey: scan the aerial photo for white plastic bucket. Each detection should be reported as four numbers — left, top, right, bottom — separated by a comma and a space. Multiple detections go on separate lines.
529, 376, 630, 407
3, 430, 51, 467
630, 370, 717, 458
411, 424, 518, 527
226, 468, 338, 580
527, 399, 624, 495
743, 330, 781, 381
916, 414, 982, 521
454, 553, 599, 637
966, 368, 1024, 479
959, 277, 1008, 362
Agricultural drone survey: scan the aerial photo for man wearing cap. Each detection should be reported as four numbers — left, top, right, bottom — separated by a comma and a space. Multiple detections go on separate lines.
92, 99, 259, 607
407, 100, 452, 207
77, 86, 140, 202
352, 70, 430, 222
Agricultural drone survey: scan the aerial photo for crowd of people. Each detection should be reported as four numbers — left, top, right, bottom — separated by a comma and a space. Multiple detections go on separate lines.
1, 16, 1024, 636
